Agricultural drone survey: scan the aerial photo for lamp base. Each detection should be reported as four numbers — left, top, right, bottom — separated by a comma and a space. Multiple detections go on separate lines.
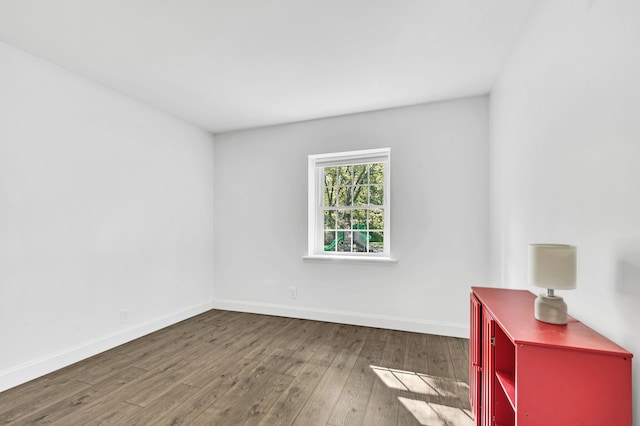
534, 294, 568, 325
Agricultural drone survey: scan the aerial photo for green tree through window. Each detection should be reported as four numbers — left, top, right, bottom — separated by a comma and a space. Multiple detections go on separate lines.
323, 163, 384, 253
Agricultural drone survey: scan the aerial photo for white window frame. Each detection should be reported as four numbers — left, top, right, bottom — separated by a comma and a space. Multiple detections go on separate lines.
307, 147, 391, 261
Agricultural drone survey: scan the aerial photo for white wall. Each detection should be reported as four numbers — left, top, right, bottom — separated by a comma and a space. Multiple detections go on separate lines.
214, 97, 490, 337
491, 0, 640, 419
0, 42, 215, 392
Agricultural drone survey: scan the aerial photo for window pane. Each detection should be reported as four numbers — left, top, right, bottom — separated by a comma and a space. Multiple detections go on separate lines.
324, 231, 336, 247
369, 163, 383, 183
324, 167, 337, 187
353, 185, 369, 206
337, 187, 352, 206
324, 186, 337, 207
352, 209, 367, 227
337, 210, 351, 229
338, 166, 352, 186
370, 185, 383, 205
338, 231, 352, 252
354, 164, 368, 185
353, 230, 368, 252
323, 210, 336, 229
368, 209, 384, 230
370, 232, 384, 252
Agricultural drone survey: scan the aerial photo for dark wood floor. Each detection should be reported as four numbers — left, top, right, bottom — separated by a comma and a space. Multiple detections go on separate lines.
0, 310, 472, 425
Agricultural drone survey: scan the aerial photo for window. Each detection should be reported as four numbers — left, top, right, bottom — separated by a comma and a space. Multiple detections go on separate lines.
307, 148, 390, 259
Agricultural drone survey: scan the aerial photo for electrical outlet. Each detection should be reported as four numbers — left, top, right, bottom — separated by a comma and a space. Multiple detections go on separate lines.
121, 309, 130, 324
289, 286, 297, 299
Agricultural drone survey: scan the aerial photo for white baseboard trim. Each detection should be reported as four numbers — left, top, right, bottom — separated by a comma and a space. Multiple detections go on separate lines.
212, 298, 470, 339
0, 301, 214, 393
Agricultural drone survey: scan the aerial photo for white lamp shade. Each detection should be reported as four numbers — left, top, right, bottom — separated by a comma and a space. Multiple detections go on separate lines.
528, 244, 577, 290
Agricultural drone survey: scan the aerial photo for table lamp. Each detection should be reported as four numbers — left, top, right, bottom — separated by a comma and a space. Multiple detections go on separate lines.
528, 244, 577, 325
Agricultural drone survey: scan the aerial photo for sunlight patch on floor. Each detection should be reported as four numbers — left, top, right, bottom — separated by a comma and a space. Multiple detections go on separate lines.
398, 397, 473, 426
370, 365, 469, 398
370, 365, 473, 425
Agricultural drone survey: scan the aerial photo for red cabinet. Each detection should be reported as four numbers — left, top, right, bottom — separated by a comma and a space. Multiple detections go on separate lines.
470, 287, 633, 426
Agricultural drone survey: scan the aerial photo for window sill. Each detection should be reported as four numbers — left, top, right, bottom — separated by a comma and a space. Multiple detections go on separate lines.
302, 255, 398, 264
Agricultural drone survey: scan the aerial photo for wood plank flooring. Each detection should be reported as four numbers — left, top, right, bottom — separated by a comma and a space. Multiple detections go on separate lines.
0, 310, 473, 425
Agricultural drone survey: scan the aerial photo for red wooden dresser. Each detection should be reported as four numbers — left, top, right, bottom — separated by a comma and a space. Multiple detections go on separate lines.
470, 287, 633, 426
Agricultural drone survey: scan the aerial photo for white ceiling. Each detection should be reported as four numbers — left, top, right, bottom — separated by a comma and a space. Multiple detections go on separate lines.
0, 1, 535, 133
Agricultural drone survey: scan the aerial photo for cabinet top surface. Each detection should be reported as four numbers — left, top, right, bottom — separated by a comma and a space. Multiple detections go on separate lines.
472, 287, 632, 357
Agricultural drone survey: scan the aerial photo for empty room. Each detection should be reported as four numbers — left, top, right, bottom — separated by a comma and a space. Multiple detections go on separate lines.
1, 1, 638, 424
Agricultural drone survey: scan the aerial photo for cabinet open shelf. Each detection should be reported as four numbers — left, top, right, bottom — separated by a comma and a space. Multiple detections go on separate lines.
495, 370, 515, 410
